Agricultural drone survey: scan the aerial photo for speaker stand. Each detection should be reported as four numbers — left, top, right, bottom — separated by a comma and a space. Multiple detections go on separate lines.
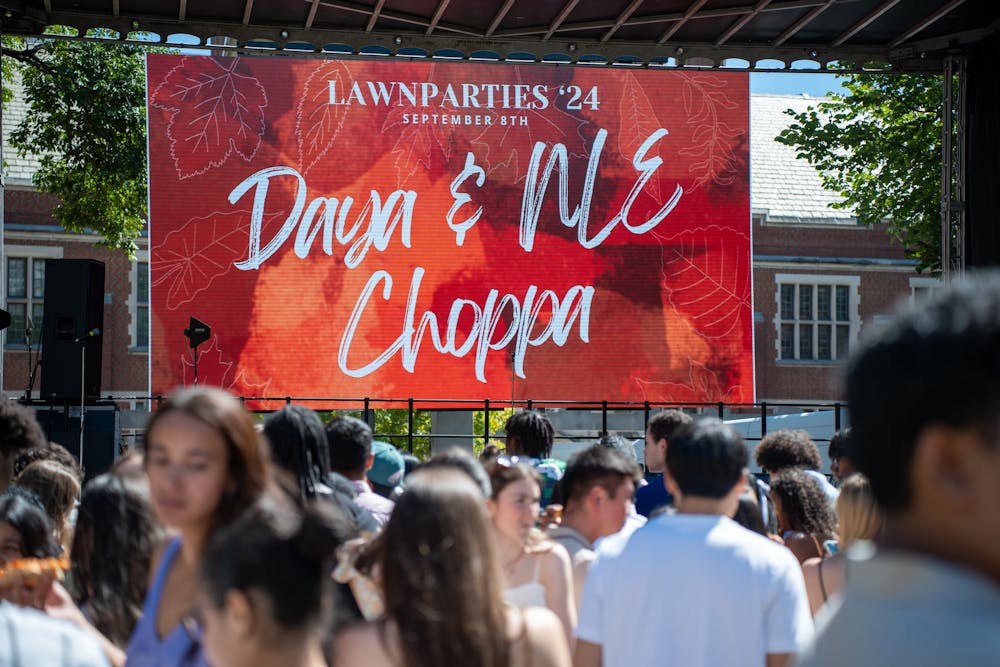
79, 342, 86, 473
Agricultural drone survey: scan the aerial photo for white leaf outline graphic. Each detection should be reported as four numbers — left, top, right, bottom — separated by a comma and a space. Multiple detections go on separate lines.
151, 56, 268, 179
152, 209, 281, 311
653, 224, 752, 340
297, 61, 352, 174
677, 73, 745, 190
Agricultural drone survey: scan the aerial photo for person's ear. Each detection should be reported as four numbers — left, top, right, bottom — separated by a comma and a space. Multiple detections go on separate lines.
365, 453, 375, 472
911, 425, 979, 511
225, 589, 256, 638
588, 485, 609, 509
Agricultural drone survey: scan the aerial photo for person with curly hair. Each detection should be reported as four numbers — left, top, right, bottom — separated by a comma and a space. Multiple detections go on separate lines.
755, 429, 838, 503
0, 401, 47, 493
769, 468, 837, 564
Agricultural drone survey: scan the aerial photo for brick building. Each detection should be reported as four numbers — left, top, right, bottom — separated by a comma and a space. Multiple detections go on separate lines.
1, 92, 931, 410
750, 94, 932, 404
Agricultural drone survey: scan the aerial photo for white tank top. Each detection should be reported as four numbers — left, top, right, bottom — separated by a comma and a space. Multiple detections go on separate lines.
503, 558, 547, 608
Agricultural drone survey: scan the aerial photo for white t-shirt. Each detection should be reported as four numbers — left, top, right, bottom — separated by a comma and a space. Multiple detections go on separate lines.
577, 513, 813, 667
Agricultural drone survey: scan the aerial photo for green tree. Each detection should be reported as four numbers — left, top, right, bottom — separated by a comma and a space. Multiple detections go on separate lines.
775, 74, 943, 272
4, 36, 149, 256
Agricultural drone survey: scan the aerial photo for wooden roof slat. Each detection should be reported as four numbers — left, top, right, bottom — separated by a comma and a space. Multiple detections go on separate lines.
831, 0, 900, 46
658, 0, 708, 44
602, 0, 644, 42
891, 0, 966, 48
486, 0, 516, 37
544, 0, 580, 41
304, 0, 320, 30
773, 0, 835, 47
716, 0, 772, 47
425, 0, 450, 36
366, 0, 386, 32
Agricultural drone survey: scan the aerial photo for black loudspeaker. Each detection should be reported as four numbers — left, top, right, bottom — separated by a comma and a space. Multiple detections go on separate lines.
32, 405, 119, 481
40, 259, 106, 402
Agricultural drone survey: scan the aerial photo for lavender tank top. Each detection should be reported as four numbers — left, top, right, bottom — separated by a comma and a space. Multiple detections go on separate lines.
124, 537, 210, 667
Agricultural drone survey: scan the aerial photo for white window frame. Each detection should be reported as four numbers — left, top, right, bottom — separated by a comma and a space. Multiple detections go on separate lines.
129, 251, 150, 350
4, 245, 63, 349
909, 276, 943, 305
774, 274, 861, 364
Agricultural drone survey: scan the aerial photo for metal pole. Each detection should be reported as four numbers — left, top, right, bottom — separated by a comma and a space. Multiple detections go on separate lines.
79, 344, 86, 472
0, 18, 6, 393
941, 56, 965, 278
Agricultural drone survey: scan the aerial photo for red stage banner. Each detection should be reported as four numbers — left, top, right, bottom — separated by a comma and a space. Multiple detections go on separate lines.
146, 54, 752, 404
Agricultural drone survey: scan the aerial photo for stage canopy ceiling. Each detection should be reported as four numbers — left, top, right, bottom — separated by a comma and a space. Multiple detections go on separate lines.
0, 1, 996, 73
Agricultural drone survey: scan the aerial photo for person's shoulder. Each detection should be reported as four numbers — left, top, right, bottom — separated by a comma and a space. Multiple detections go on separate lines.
0, 602, 109, 667
333, 621, 395, 667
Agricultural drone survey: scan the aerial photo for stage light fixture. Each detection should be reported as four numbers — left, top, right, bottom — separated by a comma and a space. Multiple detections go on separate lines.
184, 316, 211, 349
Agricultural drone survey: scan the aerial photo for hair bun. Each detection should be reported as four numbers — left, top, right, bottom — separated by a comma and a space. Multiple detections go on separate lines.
292, 501, 353, 564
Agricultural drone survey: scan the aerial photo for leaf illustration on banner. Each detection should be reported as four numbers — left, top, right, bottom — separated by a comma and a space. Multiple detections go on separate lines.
471, 68, 590, 186
618, 72, 662, 203
383, 106, 439, 186
297, 60, 352, 174
635, 358, 737, 403
153, 209, 280, 310
656, 225, 751, 340
150, 56, 268, 179
180, 337, 233, 388
180, 337, 272, 397
677, 74, 744, 190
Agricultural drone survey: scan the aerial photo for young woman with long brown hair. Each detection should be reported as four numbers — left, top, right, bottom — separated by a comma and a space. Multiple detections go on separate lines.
123, 386, 270, 667
487, 461, 576, 648
333, 467, 570, 667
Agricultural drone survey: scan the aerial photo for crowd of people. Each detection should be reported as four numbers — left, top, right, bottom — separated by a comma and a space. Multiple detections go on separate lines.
3, 273, 1000, 666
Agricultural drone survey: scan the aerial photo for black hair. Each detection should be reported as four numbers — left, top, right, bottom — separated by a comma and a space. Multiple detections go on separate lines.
418, 447, 492, 498
665, 418, 748, 499
769, 469, 836, 540
71, 473, 163, 647
263, 405, 330, 504
402, 453, 421, 477
646, 409, 694, 443
847, 272, 1000, 511
0, 401, 46, 457
561, 445, 641, 507
503, 411, 554, 458
754, 429, 822, 472
325, 416, 373, 474
732, 495, 767, 535
201, 496, 354, 631
827, 428, 853, 462
0, 487, 59, 558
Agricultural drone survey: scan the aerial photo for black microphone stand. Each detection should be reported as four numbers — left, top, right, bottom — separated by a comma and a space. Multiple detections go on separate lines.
23, 322, 40, 403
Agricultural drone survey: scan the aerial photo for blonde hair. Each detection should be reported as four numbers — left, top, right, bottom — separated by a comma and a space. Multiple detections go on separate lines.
836, 474, 883, 547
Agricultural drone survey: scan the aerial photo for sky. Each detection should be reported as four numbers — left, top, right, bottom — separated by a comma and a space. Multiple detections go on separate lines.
750, 72, 845, 97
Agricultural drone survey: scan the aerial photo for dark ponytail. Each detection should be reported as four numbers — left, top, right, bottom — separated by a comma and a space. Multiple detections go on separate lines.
201, 494, 353, 629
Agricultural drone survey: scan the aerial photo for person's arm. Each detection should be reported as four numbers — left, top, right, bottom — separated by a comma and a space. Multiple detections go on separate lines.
766, 653, 792, 667
540, 545, 577, 650
573, 639, 602, 667
522, 607, 571, 667
800, 557, 825, 616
